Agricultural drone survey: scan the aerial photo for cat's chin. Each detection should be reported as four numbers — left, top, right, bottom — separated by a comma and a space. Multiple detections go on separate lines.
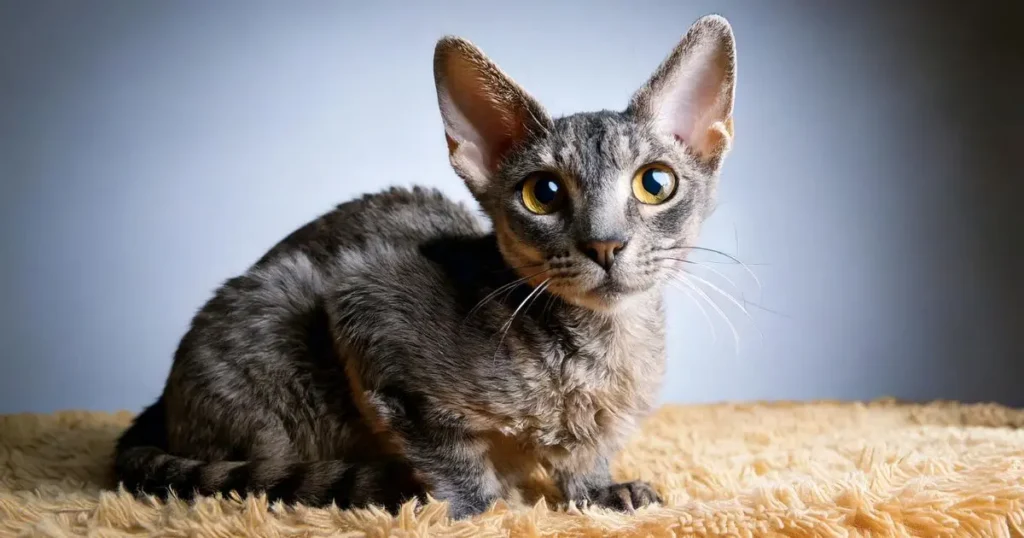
560, 281, 657, 313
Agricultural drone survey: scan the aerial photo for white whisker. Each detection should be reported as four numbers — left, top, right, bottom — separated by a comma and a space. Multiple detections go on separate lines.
670, 273, 740, 353
688, 261, 741, 294
522, 279, 551, 318
666, 280, 716, 345
677, 269, 763, 343
663, 258, 787, 320
681, 271, 753, 320
493, 279, 551, 363
462, 268, 551, 326
664, 244, 762, 292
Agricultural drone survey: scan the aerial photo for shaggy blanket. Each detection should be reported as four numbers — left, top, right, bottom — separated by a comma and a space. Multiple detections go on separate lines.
2, 400, 1024, 537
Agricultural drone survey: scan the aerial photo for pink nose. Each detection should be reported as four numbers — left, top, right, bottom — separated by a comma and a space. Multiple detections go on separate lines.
579, 240, 626, 271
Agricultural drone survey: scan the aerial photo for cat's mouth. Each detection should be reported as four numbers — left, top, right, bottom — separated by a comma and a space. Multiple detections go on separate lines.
554, 272, 656, 310
590, 276, 653, 298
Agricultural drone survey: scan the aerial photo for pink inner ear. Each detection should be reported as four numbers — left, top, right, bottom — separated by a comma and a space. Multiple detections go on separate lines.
661, 57, 730, 154
441, 55, 526, 172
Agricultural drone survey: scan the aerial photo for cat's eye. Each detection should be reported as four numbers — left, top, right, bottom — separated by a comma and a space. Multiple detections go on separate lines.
520, 172, 566, 215
631, 164, 677, 205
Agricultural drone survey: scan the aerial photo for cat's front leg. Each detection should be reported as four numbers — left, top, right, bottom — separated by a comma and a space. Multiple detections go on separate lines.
402, 428, 501, 519
556, 456, 662, 513
371, 388, 501, 519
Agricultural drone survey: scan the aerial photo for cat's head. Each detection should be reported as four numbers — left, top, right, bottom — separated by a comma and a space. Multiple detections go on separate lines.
434, 15, 736, 311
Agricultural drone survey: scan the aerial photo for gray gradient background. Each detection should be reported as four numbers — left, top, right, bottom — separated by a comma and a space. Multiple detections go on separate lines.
1, 1, 1020, 414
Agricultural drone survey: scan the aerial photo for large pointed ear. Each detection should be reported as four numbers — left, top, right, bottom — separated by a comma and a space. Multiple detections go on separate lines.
628, 15, 736, 164
434, 36, 553, 199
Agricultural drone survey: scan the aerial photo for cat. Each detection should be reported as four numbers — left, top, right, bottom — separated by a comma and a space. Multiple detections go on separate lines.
114, 14, 737, 519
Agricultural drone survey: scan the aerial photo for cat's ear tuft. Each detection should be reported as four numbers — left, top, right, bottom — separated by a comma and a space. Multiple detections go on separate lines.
434, 36, 552, 198
628, 15, 737, 163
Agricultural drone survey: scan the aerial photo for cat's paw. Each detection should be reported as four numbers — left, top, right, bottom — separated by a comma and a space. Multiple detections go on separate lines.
444, 493, 493, 520
591, 481, 662, 512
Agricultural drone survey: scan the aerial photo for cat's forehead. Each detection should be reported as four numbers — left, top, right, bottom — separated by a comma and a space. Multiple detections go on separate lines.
529, 112, 660, 187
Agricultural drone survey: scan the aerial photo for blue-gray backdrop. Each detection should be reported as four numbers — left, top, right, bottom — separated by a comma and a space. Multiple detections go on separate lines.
1, 1, 1020, 413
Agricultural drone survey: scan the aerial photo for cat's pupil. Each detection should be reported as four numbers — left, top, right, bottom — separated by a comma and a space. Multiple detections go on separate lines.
534, 179, 559, 205
642, 169, 670, 196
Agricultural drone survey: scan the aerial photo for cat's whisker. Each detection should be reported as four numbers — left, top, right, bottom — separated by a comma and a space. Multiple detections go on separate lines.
462, 268, 552, 326
541, 285, 559, 320
686, 261, 741, 294
657, 256, 786, 320
665, 279, 716, 345
676, 270, 751, 319
524, 279, 552, 316
498, 279, 551, 334
701, 259, 762, 265
493, 279, 552, 364
660, 244, 762, 291
684, 259, 770, 267
742, 301, 792, 319
660, 259, 787, 321
656, 257, 741, 294
665, 277, 736, 352
668, 272, 740, 353
679, 270, 763, 341
496, 271, 552, 310
681, 261, 788, 319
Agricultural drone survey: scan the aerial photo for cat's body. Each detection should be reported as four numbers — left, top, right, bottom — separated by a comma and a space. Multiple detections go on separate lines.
116, 16, 737, 518
119, 185, 663, 513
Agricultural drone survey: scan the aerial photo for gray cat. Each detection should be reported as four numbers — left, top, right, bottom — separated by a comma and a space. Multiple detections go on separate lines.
114, 14, 737, 519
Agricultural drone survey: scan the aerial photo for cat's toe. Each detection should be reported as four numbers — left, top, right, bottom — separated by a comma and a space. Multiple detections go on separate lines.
592, 481, 661, 512
444, 495, 492, 520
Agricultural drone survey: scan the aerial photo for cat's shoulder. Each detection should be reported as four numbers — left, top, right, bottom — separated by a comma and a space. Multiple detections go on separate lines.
333, 186, 484, 242
256, 186, 483, 268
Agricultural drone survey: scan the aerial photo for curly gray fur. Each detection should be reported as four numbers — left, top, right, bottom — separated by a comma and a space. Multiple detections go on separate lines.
114, 14, 737, 519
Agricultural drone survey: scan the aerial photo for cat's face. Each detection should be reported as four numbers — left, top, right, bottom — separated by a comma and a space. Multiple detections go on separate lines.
435, 16, 736, 311
488, 113, 719, 310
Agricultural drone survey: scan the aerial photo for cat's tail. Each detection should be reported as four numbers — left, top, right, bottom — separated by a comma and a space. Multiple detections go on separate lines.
113, 397, 422, 509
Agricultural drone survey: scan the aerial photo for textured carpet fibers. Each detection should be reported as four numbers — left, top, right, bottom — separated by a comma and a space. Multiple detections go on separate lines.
3, 400, 1024, 537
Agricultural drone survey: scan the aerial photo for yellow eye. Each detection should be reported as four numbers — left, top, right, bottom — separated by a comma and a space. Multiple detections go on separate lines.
631, 163, 677, 205
520, 172, 566, 215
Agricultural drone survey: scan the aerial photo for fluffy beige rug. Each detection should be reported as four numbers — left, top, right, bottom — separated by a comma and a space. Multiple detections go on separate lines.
2, 399, 1024, 537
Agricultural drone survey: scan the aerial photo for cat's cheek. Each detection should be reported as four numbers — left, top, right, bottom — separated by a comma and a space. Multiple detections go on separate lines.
494, 215, 550, 272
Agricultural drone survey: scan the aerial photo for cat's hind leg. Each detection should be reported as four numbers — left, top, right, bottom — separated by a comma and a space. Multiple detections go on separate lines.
115, 396, 423, 510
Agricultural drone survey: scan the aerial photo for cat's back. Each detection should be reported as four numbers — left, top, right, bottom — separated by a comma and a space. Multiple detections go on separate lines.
257, 186, 484, 268
171, 186, 481, 381
165, 186, 484, 454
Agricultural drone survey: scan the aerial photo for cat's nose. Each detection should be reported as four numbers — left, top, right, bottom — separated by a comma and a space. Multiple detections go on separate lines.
579, 239, 627, 271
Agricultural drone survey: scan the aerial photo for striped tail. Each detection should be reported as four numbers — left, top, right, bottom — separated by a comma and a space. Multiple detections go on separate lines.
113, 398, 422, 510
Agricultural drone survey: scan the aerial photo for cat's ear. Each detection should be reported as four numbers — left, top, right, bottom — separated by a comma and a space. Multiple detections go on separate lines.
434, 36, 553, 198
628, 15, 736, 164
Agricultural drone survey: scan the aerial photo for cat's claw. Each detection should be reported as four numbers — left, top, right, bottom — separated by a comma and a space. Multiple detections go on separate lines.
591, 481, 662, 512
